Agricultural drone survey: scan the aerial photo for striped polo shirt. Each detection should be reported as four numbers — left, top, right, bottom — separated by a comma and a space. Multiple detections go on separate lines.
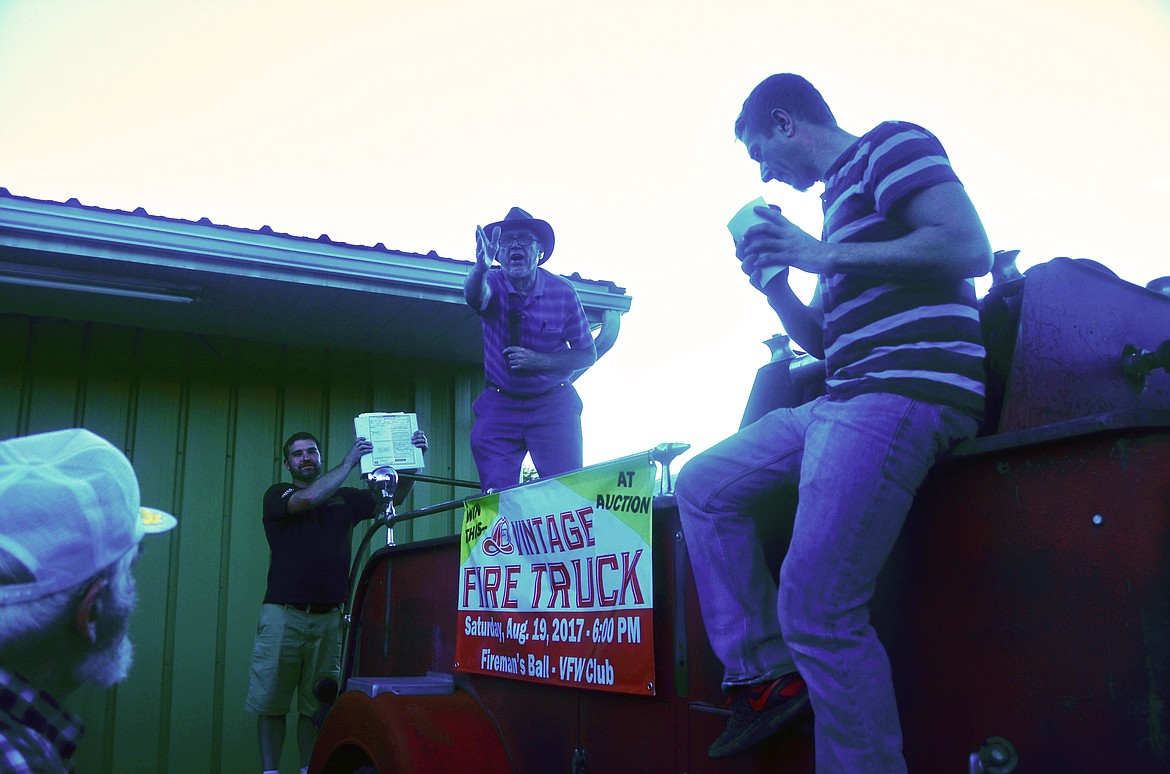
478, 267, 593, 395
818, 121, 986, 419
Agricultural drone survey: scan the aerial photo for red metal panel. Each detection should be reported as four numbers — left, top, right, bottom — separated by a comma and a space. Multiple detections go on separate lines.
310, 689, 511, 773
344, 538, 582, 771
877, 427, 1170, 772
325, 420, 1170, 773
330, 505, 818, 772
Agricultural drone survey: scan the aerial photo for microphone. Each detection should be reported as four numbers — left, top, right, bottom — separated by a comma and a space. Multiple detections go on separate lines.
508, 308, 522, 348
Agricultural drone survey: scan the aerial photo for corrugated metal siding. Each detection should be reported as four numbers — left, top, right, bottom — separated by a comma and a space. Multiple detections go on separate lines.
0, 313, 481, 773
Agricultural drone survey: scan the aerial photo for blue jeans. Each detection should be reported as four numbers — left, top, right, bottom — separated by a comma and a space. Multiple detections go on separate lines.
675, 392, 978, 773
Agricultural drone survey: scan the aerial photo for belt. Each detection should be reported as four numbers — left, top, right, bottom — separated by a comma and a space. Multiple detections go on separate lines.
281, 602, 341, 614
485, 381, 567, 400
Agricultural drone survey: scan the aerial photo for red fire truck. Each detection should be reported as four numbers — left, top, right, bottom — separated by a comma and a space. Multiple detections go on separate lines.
310, 256, 1170, 773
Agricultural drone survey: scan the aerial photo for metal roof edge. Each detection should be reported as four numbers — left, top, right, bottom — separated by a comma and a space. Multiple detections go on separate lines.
0, 188, 632, 313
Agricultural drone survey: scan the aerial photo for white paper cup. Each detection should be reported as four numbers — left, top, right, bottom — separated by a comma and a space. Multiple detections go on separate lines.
727, 197, 770, 244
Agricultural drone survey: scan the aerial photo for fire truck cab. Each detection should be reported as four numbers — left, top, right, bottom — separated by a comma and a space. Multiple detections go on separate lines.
311, 256, 1170, 773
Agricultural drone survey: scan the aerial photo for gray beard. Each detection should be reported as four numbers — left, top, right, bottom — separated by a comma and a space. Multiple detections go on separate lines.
76, 633, 133, 688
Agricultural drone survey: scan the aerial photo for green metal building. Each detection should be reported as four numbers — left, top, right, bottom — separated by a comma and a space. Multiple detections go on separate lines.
0, 188, 631, 773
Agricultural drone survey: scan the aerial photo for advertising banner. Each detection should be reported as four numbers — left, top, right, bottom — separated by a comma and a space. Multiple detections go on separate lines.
455, 453, 657, 695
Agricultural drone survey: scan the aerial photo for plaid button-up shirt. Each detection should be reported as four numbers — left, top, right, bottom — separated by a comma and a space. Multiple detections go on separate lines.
0, 666, 82, 774
478, 267, 593, 396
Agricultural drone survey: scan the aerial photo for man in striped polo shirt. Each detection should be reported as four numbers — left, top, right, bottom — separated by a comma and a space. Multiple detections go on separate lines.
675, 74, 991, 771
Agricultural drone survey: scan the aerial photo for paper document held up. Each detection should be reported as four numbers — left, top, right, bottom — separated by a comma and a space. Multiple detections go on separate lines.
354, 412, 425, 474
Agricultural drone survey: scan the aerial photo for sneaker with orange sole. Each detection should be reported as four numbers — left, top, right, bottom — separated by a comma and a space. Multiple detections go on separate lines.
708, 672, 812, 758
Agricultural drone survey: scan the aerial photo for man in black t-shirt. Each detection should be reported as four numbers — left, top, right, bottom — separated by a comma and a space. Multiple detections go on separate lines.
244, 429, 426, 774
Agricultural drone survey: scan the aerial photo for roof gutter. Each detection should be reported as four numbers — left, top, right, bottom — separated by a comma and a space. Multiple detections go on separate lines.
0, 190, 632, 314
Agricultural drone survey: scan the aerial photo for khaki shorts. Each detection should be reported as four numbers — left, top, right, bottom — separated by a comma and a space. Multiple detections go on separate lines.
244, 603, 342, 716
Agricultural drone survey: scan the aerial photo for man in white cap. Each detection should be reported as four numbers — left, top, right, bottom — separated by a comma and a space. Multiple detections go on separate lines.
0, 427, 177, 773
466, 206, 597, 490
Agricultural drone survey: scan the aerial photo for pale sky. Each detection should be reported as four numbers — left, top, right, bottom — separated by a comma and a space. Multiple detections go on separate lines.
2, 0, 1168, 471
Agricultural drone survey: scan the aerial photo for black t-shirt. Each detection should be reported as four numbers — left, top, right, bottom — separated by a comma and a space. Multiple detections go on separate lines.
261, 483, 375, 605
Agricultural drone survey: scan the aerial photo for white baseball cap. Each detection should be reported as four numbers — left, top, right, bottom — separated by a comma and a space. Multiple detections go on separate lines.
0, 428, 177, 604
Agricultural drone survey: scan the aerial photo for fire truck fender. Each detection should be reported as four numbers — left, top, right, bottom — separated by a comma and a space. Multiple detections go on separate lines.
310, 687, 512, 773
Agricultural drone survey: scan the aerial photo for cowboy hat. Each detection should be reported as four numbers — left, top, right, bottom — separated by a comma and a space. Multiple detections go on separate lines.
483, 207, 555, 265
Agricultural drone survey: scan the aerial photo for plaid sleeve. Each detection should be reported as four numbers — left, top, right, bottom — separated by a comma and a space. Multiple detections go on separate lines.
0, 721, 64, 773
0, 736, 36, 774
557, 279, 593, 351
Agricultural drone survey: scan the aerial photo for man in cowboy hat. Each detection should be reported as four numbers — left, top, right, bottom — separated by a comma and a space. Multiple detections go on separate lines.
465, 207, 596, 491
0, 428, 178, 772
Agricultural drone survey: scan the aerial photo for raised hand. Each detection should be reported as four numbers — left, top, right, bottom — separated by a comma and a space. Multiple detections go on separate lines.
344, 437, 374, 468
411, 430, 429, 454
475, 225, 501, 270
